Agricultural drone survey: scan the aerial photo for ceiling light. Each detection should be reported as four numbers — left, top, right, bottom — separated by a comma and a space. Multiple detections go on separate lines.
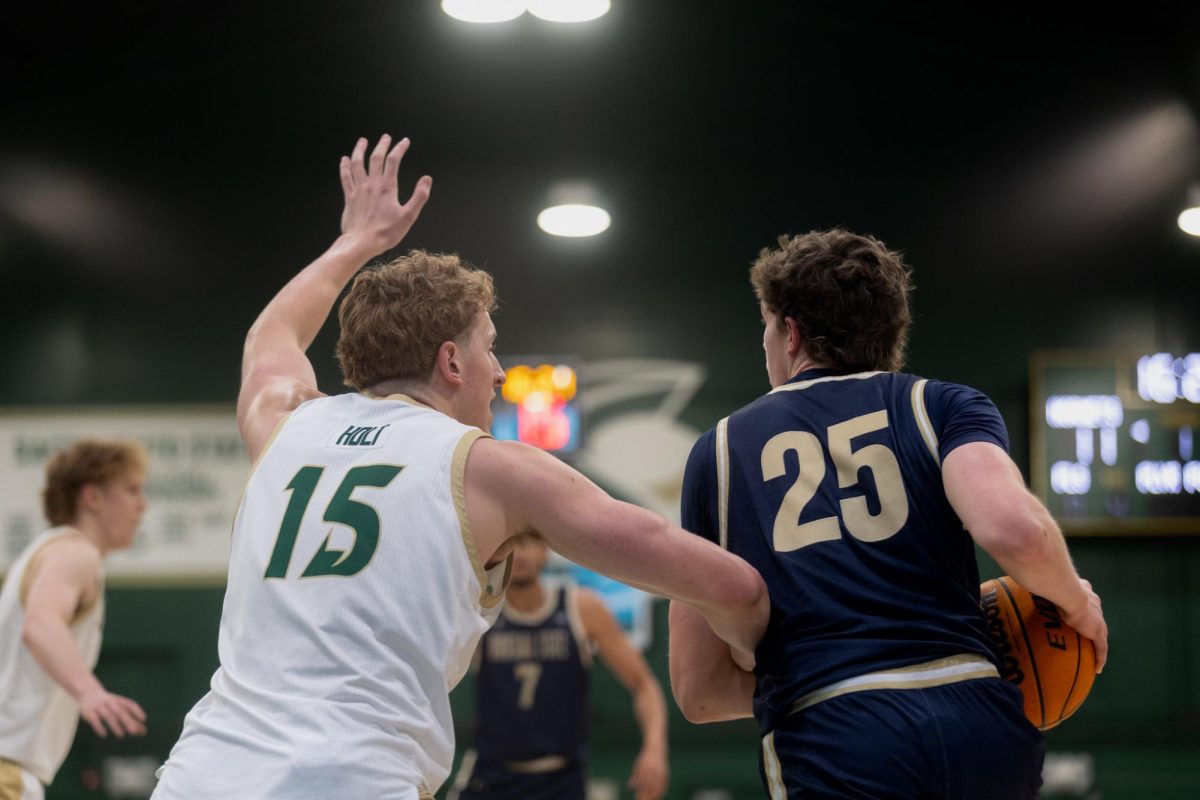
537, 204, 611, 237
441, 0, 526, 24
1178, 207, 1200, 237
527, 0, 611, 23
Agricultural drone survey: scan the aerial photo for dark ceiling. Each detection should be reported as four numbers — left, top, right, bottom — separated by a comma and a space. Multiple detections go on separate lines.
4, 1, 1200, 411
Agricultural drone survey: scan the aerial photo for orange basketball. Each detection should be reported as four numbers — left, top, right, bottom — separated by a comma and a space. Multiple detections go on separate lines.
979, 576, 1096, 730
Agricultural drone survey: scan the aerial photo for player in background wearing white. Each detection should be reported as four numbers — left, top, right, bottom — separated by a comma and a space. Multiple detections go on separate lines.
0, 439, 149, 800
450, 541, 669, 800
150, 135, 768, 800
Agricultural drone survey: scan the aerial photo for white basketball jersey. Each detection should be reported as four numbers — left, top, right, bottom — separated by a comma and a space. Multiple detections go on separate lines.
153, 393, 510, 800
0, 528, 105, 786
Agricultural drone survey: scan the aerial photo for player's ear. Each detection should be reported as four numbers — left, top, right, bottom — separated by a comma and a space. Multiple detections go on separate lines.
78, 483, 104, 514
436, 339, 464, 386
783, 316, 804, 358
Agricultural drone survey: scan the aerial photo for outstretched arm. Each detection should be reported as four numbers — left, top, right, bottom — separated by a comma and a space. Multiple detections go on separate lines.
237, 135, 432, 461
465, 439, 769, 656
578, 590, 669, 800
22, 539, 147, 738
944, 442, 1108, 672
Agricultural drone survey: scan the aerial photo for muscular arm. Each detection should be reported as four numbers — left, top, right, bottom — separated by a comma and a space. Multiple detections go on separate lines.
668, 601, 756, 723
238, 135, 432, 461
22, 539, 146, 738
944, 442, 1108, 670
465, 439, 769, 656
578, 590, 668, 800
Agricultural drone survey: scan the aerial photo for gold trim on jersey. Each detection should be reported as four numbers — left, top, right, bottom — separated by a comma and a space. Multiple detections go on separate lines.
786, 654, 999, 716
18, 530, 102, 626
564, 584, 594, 669
447, 749, 477, 799
452, 429, 510, 609
0, 758, 25, 800
768, 370, 884, 394
249, 411, 294, 475
505, 755, 569, 774
378, 393, 435, 410
501, 585, 559, 626
716, 417, 730, 550
761, 732, 787, 800
911, 379, 939, 465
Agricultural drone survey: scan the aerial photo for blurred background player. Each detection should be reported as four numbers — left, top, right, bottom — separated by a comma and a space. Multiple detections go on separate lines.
150, 135, 766, 800
0, 439, 149, 800
670, 230, 1108, 799
449, 541, 668, 800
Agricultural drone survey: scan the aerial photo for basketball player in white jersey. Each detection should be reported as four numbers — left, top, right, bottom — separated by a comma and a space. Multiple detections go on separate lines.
150, 135, 768, 800
0, 439, 149, 800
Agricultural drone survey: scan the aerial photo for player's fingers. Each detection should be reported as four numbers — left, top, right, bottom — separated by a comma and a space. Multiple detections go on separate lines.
369, 134, 391, 176
383, 136, 410, 180
121, 710, 148, 736
121, 696, 148, 722
339, 156, 355, 194
350, 137, 369, 182
101, 706, 126, 738
83, 709, 107, 738
403, 175, 432, 214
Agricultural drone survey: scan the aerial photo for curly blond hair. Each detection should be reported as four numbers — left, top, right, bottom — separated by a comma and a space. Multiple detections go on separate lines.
42, 439, 149, 526
336, 250, 497, 390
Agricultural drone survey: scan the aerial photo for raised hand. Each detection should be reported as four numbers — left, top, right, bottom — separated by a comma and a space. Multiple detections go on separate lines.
79, 686, 147, 738
339, 134, 432, 257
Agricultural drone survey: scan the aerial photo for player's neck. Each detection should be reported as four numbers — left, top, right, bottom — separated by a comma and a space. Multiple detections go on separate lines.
65, 516, 108, 555
505, 579, 546, 612
786, 355, 829, 381
365, 378, 452, 417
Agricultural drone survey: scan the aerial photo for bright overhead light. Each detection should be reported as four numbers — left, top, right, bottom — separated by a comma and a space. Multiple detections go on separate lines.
537, 204, 611, 237
441, 0, 526, 24
527, 0, 611, 23
1178, 207, 1200, 236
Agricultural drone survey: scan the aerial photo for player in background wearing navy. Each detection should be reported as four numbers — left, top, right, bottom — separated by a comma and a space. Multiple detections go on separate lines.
449, 541, 668, 800
669, 231, 1108, 799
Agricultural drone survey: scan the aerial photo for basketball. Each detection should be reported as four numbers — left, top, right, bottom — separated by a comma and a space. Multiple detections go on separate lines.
979, 576, 1096, 730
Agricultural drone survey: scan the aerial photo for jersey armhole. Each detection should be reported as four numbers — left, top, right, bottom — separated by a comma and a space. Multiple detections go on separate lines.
910, 379, 941, 467
716, 416, 731, 550
564, 584, 594, 668
451, 428, 511, 609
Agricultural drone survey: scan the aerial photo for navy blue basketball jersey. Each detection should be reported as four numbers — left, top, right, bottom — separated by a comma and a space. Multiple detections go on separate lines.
682, 368, 1011, 734
472, 584, 591, 766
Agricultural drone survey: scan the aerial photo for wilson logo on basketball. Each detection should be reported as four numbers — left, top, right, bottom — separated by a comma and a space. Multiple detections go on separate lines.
979, 577, 1097, 730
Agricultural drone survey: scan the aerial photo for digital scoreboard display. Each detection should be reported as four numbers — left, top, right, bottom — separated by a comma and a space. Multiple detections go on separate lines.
1031, 351, 1200, 534
490, 358, 582, 454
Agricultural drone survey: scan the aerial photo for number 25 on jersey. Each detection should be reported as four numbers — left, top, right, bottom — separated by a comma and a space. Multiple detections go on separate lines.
762, 410, 909, 552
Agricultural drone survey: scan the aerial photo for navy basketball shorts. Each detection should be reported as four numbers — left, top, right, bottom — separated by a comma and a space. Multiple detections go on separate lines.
759, 678, 1045, 799
452, 760, 586, 800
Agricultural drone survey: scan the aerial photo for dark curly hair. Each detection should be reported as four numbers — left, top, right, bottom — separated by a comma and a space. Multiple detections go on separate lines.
750, 230, 912, 372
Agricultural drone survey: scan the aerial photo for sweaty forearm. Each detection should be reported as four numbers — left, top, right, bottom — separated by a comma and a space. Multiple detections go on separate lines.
22, 613, 103, 701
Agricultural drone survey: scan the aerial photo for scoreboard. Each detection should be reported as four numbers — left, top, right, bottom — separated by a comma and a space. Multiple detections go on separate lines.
1030, 350, 1200, 534
490, 357, 583, 454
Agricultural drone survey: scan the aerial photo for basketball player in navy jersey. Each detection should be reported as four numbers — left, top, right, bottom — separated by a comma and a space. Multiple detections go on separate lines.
670, 230, 1108, 799
449, 541, 669, 800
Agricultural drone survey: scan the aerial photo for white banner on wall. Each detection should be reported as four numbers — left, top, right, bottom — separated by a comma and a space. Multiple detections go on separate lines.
0, 407, 248, 580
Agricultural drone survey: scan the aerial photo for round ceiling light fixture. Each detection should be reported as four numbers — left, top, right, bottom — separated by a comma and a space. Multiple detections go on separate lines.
526, 0, 612, 23
441, 0, 526, 24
